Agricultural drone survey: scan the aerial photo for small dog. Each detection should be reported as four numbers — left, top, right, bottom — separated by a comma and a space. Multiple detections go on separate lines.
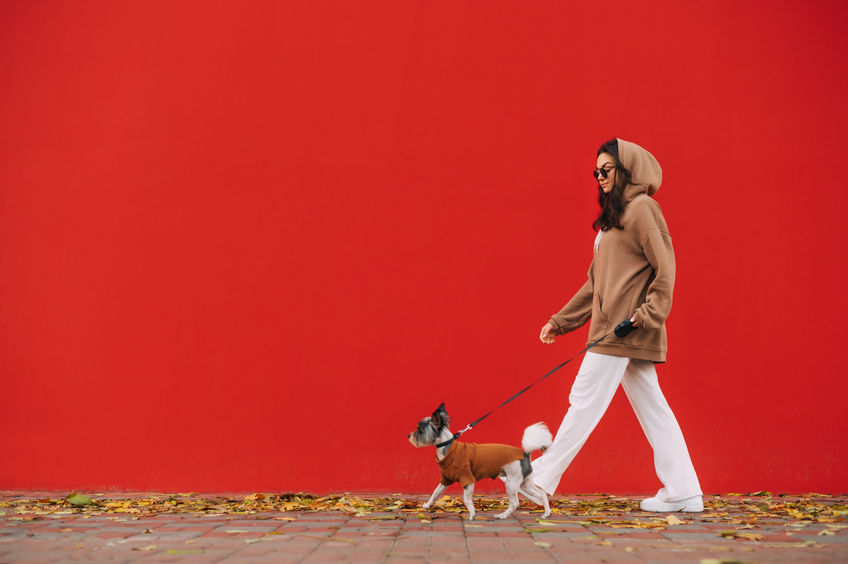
408, 403, 552, 520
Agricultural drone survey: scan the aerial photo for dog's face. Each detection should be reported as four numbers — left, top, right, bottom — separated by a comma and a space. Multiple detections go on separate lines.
408, 403, 450, 447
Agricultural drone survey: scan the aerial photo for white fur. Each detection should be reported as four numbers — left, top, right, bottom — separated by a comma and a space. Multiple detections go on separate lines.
521, 422, 552, 453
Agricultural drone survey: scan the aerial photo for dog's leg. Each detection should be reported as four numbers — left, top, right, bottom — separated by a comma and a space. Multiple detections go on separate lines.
422, 483, 447, 510
494, 461, 522, 519
462, 483, 476, 521
521, 479, 551, 519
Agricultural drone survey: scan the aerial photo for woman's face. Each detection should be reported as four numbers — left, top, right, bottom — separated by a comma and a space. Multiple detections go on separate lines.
595, 153, 616, 194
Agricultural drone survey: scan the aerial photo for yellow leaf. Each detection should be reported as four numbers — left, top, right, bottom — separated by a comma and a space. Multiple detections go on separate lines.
132, 545, 157, 551
818, 529, 835, 536
665, 515, 684, 526
534, 541, 552, 548
737, 532, 763, 541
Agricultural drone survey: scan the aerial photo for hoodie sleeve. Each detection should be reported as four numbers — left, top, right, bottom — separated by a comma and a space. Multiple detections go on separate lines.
632, 201, 676, 329
549, 260, 595, 335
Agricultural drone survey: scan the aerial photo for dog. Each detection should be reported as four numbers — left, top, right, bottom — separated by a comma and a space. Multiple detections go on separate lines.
408, 403, 552, 520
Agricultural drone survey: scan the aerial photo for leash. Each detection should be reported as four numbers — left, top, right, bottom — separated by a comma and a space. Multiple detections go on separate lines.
435, 319, 635, 449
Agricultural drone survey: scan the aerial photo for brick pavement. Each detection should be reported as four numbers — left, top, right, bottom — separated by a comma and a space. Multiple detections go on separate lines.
1, 492, 846, 563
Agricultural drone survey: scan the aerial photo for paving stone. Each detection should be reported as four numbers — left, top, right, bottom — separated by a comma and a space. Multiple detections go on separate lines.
1, 493, 846, 562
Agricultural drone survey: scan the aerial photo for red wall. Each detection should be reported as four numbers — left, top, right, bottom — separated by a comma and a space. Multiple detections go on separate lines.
1, 0, 847, 494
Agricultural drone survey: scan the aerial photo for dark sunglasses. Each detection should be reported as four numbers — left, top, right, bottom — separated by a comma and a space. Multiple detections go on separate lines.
592, 166, 615, 180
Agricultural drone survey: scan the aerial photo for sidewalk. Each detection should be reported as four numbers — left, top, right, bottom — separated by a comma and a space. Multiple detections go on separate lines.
1, 491, 845, 563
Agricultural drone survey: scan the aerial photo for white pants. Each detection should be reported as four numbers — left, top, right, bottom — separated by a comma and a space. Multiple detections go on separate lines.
532, 352, 702, 502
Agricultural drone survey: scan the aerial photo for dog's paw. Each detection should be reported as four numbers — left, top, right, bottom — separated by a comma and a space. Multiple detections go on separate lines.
422, 502, 432, 510
541, 511, 551, 519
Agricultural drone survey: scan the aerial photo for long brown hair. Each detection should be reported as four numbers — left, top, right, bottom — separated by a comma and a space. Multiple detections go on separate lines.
593, 139, 633, 232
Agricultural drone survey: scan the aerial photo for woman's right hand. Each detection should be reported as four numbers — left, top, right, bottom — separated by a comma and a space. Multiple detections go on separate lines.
540, 323, 557, 344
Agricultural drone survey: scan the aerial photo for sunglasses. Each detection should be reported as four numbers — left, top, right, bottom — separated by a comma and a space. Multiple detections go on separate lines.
592, 166, 615, 180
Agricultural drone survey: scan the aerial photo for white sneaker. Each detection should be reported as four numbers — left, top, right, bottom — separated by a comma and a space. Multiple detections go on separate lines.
639, 495, 703, 512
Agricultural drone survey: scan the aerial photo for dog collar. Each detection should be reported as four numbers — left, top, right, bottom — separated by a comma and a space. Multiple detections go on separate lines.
435, 433, 460, 449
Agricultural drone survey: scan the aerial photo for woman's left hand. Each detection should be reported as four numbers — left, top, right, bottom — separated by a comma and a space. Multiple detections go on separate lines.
630, 315, 639, 327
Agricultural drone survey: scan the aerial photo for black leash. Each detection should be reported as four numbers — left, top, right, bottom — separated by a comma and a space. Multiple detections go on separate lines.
435, 319, 636, 449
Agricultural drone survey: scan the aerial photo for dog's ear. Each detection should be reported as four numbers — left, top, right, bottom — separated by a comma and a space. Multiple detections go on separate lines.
431, 403, 446, 428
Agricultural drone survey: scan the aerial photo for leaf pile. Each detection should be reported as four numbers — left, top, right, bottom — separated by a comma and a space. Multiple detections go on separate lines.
1, 491, 845, 528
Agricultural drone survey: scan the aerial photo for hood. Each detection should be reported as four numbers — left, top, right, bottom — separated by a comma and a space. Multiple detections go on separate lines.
617, 138, 662, 203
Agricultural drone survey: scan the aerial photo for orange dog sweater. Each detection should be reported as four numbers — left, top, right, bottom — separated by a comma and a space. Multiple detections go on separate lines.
437, 442, 525, 487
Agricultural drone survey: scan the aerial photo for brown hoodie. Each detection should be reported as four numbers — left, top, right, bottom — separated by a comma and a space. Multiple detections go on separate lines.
548, 139, 674, 363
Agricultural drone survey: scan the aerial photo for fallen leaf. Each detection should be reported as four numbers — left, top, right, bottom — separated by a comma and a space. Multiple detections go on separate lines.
65, 493, 92, 506
666, 515, 685, 526
132, 545, 157, 551
534, 541, 552, 548
818, 529, 835, 536
736, 532, 763, 541
524, 527, 557, 533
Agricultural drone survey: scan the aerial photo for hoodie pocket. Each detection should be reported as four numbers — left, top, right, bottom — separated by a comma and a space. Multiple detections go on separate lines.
592, 292, 611, 331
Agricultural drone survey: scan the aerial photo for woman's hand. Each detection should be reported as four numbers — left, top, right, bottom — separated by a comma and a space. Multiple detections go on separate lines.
630, 315, 639, 327
540, 323, 557, 344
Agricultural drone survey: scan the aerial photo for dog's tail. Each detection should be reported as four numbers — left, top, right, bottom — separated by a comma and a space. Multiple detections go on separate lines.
521, 422, 552, 454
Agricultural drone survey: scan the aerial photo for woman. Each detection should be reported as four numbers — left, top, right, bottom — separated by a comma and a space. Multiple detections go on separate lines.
533, 138, 703, 512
